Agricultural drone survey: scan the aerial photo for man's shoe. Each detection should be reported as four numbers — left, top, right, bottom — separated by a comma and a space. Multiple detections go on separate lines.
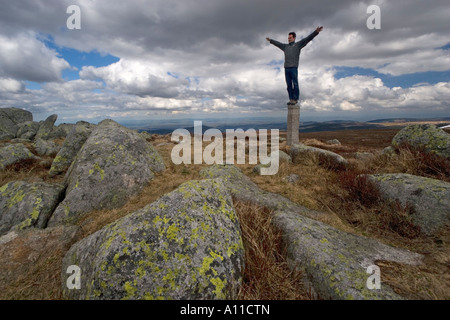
293, 100, 298, 105
287, 100, 295, 105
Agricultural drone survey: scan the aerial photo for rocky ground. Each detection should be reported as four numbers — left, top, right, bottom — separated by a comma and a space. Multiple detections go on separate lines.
0, 107, 449, 300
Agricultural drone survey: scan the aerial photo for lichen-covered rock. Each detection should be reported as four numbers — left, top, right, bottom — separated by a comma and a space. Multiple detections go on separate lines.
0, 108, 33, 140
49, 121, 94, 177
35, 114, 58, 140
327, 139, 341, 145
252, 163, 270, 175
290, 143, 348, 169
0, 143, 38, 170
273, 150, 292, 163
57, 123, 76, 136
201, 164, 424, 300
273, 210, 423, 300
139, 131, 152, 141
391, 124, 450, 159
61, 179, 244, 300
33, 138, 61, 157
366, 173, 450, 235
355, 152, 374, 160
48, 119, 166, 226
0, 181, 65, 236
1, 108, 32, 125
381, 146, 395, 156
17, 121, 40, 140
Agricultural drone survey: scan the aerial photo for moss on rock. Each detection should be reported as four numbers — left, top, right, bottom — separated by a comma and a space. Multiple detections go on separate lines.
48, 120, 166, 226
0, 143, 38, 170
61, 178, 244, 300
392, 124, 450, 159
0, 181, 65, 236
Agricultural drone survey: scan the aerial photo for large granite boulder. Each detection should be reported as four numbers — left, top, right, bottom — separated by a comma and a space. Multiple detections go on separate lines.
391, 124, 450, 159
32, 138, 61, 157
0, 181, 65, 236
48, 119, 166, 226
16, 121, 40, 140
61, 179, 244, 300
0, 143, 38, 170
49, 121, 94, 177
367, 173, 450, 235
35, 114, 58, 140
0, 108, 33, 140
290, 143, 348, 169
273, 209, 422, 300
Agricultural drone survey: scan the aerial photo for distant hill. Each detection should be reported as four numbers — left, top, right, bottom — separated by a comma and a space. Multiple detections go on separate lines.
299, 120, 384, 132
367, 117, 450, 123
136, 117, 450, 135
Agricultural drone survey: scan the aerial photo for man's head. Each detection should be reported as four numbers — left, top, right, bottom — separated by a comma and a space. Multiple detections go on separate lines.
288, 32, 296, 43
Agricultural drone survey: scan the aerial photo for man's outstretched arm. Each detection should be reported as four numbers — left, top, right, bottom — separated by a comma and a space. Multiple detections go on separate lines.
298, 26, 323, 48
266, 37, 285, 51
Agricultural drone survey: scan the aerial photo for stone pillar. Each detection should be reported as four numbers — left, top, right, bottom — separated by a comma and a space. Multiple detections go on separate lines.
287, 103, 300, 146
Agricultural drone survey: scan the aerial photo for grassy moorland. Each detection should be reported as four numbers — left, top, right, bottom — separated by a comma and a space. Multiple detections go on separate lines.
1, 127, 449, 300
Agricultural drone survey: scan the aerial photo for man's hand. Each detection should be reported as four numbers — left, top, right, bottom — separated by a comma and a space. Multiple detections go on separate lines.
266, 37, 271, 42
316, 26, 323, 33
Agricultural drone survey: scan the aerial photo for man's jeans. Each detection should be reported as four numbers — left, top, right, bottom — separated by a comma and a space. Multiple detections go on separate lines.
285, 67, 299, 101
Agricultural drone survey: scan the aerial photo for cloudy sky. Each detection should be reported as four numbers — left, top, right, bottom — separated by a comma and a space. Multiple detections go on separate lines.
0, 0, 449, 124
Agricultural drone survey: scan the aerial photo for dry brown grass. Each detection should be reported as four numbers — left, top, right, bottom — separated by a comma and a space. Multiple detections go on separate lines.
0, 247, 66, 300
320, 149, 450, 300
0, 140, 64, 186
234, 200, 310, 300
371, 144, 450, 183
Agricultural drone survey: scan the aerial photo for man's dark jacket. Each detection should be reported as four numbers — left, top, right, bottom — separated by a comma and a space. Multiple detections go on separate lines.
269, 30, 319, 68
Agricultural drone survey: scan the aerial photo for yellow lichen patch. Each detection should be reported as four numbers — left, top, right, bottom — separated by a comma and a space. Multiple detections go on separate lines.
210, 277, 226, 299
166, 223, 181, 242
89, 163, 105, 181
227, 242, 242, 258
123, 281, 137, 300
0, 183, 9, 193
7, 188, 25, 208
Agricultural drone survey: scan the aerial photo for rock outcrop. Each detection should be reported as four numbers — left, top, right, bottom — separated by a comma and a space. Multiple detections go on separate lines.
0, 108, 33, 140
16, 121, 40, 140
290, 143, 348, 169
61, 179, 244, 300
49, 121, 95, 177
273, 210, 422, 300
48, 119, 166, 226
33, 138, 61, 157
200, 165, 423, 300
0, 143, 38, 170
391, 124, 450, 159
367, 173, 450, 235
0, 181, 65, 236
35, 114, 58, 140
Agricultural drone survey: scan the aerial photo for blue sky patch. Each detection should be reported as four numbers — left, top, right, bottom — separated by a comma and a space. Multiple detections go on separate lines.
334, 66, 450, 88
38, 34, 120, 82
24, 81, 41, 90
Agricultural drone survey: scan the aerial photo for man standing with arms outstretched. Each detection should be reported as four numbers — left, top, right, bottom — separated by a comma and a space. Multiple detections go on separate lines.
266, 26, 323, 105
